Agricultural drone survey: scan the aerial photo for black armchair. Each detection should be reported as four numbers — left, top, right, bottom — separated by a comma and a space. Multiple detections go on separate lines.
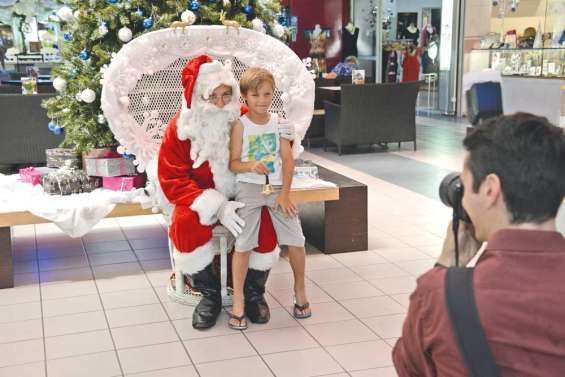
323, 82, 419, 155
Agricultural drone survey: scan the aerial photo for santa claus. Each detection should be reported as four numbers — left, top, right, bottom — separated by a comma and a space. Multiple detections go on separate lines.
158, 55, 294, 329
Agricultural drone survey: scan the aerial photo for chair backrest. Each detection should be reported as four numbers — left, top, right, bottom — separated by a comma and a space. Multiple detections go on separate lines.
466, 81, 503, 126
101, 26, 315, 173
339, 82, 419, 143
0, 93, 62, 167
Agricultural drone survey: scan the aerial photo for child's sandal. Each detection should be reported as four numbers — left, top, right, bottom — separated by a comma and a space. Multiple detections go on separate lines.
228, 312, 248, 330
293, 298, 312, 319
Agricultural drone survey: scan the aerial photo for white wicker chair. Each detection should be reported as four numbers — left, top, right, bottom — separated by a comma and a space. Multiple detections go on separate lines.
101, 25, 314, 305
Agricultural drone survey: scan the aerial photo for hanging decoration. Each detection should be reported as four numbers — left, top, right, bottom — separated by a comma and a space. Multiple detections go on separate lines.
98, 22, 109, 36
181, 10, 197, 25
79, 49, 90, 60
143, 17, 154, 29
63, 32, 73, 41
190, 0, 200, 11
118, 26, 133, 42
251, 17, 264, 33
80, 88, 96, 103
243, 4, 253, 14
53, 77, 67, 92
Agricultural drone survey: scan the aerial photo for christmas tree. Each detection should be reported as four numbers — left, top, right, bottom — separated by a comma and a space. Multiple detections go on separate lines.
43, 0, 286, 153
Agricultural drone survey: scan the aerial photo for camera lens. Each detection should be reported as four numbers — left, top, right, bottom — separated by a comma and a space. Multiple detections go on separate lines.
439, 172, 462, 208
439, 172, 471, 223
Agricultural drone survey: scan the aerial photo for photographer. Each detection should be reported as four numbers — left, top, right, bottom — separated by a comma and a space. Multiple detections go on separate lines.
393, 113, 565, 376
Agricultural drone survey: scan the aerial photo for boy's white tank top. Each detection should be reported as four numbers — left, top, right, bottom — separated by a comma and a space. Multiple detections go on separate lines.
236, 113, 282, 185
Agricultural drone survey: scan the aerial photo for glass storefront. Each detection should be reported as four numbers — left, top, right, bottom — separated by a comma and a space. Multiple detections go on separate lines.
463, 0, 565, 127
350, 0, 463, 115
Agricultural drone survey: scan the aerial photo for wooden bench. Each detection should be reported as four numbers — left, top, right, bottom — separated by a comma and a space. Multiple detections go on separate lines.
0, 187, 339, 289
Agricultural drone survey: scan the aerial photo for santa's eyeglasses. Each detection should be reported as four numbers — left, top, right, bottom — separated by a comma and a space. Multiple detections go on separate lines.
202, 93, 233, 104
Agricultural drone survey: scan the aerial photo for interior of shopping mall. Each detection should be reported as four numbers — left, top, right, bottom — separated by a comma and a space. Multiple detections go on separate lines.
0, 1, 564, 376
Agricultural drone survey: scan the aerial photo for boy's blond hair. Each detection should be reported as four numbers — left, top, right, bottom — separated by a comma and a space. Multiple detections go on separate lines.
240, 67, 275, 95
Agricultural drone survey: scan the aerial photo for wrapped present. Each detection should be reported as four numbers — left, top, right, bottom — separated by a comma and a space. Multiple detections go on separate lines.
46, 148, 81, 169
42, 163, 100, 195
81, 148, 122, 170
102, 175, 146, 191
84, 157, 137, 177
19, 167, 55, 186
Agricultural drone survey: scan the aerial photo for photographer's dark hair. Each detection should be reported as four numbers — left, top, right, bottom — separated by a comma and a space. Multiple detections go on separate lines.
464, 113, 565, 224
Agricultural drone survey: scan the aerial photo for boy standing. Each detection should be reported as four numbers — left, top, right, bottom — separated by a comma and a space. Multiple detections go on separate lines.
228, 68, 311, 330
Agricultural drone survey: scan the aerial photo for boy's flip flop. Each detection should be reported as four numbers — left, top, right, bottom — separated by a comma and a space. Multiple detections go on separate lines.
293, 298, 312, 319
228, 312, 248, 330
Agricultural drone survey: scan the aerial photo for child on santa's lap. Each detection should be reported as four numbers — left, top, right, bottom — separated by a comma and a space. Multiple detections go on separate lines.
228, 67, 312, 330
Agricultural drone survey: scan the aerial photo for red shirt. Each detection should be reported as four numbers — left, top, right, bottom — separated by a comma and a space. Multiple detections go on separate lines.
393, 229, 565, 376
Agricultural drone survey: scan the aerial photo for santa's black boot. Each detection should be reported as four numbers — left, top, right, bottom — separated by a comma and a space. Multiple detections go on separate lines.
190, 263, 222, 330
244, 269, 271, 324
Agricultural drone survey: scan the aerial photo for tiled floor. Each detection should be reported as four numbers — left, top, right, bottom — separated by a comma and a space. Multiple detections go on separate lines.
1, 115, 464, 377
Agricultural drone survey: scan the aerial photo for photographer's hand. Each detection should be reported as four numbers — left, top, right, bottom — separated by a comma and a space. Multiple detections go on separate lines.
436, 221, 482, 268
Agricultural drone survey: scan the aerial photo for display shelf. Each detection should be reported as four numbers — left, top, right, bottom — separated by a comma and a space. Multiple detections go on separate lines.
470, 47, 565, 78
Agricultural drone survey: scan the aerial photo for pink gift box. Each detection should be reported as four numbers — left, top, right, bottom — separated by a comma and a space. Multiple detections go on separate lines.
19, 167, 54, 186
102, 175, 146, 191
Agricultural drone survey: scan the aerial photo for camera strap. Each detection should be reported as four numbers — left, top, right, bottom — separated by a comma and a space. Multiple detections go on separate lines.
445, 267, 500, 377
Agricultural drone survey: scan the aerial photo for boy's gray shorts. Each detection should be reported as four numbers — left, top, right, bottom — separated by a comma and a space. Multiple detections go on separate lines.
234, 182, 305, 252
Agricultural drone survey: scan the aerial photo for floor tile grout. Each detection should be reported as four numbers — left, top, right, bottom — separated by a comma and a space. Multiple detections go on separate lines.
79, 237, 126, 377
117, 223, 203, 377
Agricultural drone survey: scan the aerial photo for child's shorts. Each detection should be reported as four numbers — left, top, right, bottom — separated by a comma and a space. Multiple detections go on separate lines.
234, 182, 305, 252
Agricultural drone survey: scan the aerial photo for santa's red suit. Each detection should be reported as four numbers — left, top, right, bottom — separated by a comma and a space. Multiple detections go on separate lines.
157, 55, 280, 276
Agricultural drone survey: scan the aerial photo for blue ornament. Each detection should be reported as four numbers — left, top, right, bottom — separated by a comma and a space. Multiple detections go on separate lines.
135, 8, 144, 17
48, 120, 57, 131
79, 49, 90, 60
243, 5, 253, 14
53, 126, 64, 135
143, 17, 153, 29
53, 43, 59, 49
190, 0, 200, 11
106, 0, 118, 4
63, 32, 72, 41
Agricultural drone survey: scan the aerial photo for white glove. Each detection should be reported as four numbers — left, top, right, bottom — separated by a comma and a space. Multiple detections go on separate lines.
217, 200, 246, 237
278, 118, 296, 141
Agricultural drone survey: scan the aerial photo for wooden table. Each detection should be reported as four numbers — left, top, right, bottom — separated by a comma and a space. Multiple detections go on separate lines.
0, 186, 339, 289
299, 166, 368, 254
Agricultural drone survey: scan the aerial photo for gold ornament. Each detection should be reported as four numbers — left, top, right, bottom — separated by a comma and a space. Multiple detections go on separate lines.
220, 10, 240, 32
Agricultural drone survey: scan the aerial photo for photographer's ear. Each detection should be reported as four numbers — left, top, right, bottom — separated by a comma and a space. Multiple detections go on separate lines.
482, 173, 503, 207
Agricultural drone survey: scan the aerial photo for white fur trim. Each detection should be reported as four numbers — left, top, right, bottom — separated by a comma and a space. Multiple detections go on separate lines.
248, 247, 281, 271
176, 105, 191, 141
199, 61, 223, 74
173, 240, 217, 275
190, 189, 226, 225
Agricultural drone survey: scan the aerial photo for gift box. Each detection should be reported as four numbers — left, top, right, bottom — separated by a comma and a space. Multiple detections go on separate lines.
84, 157, 137, 177
42, 165, 100, 195
19, 167, 55, 186
81, 148, 122, 171
102, 175, 146, 191
46, 148, 81, 169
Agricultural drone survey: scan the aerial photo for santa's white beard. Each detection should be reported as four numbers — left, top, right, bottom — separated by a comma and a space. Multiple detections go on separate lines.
182, 98, 240, 199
